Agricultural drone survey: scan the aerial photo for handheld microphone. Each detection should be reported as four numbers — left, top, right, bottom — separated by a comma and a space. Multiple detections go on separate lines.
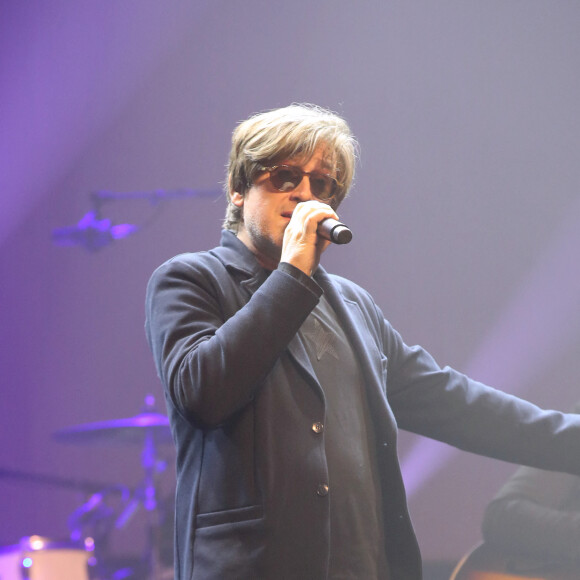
317, 218, 353, 244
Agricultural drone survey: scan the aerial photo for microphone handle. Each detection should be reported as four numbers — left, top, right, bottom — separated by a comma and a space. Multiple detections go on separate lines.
317, 218, 353, 245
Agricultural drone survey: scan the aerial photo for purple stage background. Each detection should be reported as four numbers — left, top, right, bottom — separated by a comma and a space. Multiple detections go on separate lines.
1, 0, 580, 568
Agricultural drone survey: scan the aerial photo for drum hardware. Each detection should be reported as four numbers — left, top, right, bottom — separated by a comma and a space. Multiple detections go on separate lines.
0, 395, 174, 579
52, 405, 172, 447
0, 467, 119, 496
52, 395, 173, 580
0, 471, 136, 578
0, 535, 95, 580
69, 486, 132, 539
52, 187, 221, 252
0, 471, 140, 579
67, 483, 133, 576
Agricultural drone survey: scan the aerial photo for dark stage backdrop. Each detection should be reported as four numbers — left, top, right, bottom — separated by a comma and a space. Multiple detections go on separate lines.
1, 0, 580, 571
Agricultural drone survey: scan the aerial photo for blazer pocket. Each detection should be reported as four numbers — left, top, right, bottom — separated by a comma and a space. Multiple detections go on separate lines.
196, 503, 263, 529
192, 506, 266, 579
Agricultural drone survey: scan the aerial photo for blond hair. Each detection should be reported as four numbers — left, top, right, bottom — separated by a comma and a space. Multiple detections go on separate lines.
224, 103, 358, 231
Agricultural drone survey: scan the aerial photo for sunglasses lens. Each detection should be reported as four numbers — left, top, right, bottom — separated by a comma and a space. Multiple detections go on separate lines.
270, 167, 302, 192
267, 166, 337, 200
309, 174, 334, 200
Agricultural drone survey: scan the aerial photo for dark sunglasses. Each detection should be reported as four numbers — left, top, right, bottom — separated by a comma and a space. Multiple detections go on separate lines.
258, 165, 340, 201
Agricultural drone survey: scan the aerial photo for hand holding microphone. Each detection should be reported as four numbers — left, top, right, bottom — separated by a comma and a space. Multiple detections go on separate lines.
281, 202, 353, 276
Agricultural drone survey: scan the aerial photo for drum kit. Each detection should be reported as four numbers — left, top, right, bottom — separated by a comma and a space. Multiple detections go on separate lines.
0, 396, 175, 580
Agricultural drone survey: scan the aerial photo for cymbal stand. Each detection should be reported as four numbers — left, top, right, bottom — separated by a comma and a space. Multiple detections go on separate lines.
114, 399, 169, 580
142, 426, 165, 580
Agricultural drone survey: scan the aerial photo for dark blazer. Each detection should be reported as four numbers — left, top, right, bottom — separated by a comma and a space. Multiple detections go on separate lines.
146, 230, 580, 580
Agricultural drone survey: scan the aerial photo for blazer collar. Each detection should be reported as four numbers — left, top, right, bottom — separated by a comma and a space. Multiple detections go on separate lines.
213, 230, 270, 293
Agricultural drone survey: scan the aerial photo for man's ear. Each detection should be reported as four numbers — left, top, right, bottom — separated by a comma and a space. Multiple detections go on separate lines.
231, 191, 244, 208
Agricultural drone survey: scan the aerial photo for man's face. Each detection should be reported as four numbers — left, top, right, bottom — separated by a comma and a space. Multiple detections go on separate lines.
232, 147, 335, 270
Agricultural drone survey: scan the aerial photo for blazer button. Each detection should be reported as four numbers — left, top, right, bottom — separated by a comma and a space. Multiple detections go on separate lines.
312, 422, 324, 434
316, 483, 329, 497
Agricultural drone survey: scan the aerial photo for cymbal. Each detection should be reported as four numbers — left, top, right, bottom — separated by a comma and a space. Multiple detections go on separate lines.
53, 412, 173, 446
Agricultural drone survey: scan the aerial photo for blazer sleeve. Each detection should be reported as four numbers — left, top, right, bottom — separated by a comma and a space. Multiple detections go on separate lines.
379, 314, 580, 476
145, 256, 321, 428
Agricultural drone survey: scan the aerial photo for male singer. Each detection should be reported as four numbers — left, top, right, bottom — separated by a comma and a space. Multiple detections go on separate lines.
146, 103, 580, 580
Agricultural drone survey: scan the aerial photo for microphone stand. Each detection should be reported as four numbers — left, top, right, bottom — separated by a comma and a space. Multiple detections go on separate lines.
52, 187, 221, 251
89, 187, 219, 206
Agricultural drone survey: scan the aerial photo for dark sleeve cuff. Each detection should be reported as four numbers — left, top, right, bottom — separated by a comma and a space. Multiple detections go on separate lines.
277, 262, 323, 298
